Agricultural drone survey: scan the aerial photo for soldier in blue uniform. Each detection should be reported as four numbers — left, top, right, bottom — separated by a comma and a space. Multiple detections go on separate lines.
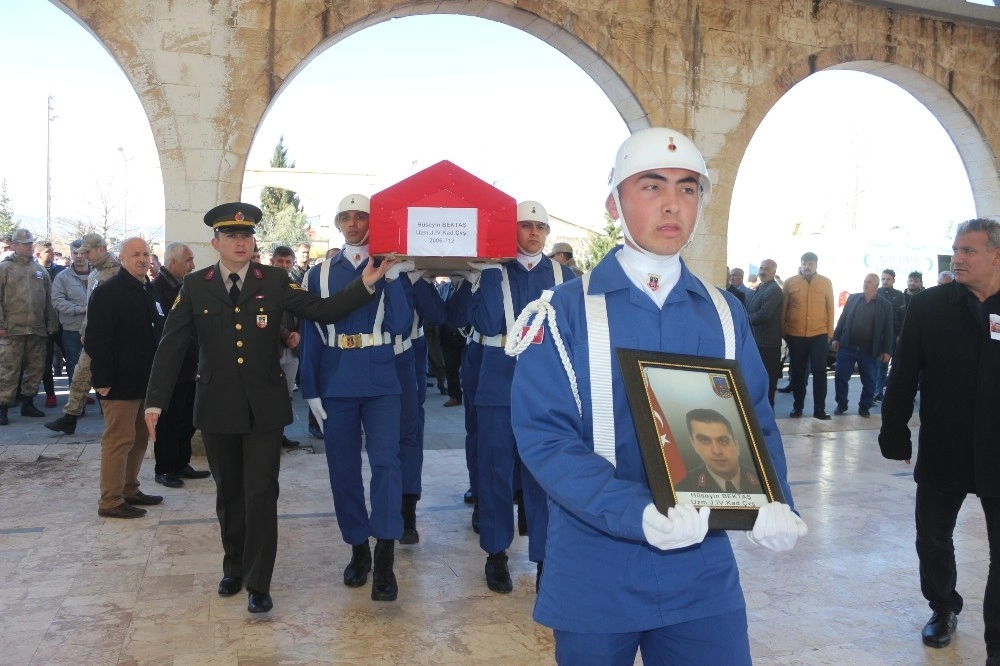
469, 200, 576, 593
299, 194, 411, 602
510, 129, 807, 665
145, 202, 390, 614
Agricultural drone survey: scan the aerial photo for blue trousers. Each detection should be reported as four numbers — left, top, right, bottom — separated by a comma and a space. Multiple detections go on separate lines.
834, 345, 878, 409
788, 334, 829, 414
520, 462, 547, 563
412, 336, 428, 452
477, 405, 516, 554
553, 608, 751, 665
462, 342, 483, 496
394, 348, 422, 496
322, 395, 402, 545
60, 330, 83, 384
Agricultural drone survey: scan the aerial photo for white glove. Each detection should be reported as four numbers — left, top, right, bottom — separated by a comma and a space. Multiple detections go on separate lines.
306, 398, 327, 434
407, 269, 427, 283
385, 260, 416, 281
468, 261, 501, 272
747, 501, 808, 552
642, 503, 711, 551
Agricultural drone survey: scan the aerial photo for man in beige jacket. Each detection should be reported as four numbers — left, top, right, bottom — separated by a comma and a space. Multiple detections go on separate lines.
781, 251, 835, 420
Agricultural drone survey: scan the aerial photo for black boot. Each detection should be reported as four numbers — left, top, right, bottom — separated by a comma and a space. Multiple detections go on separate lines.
371, 539, 398, 601
471, 500, 480, 534
516, 492, 528, 536
343, 541, 372, 588
485, 550, 513, 593
0, 405, 8, 426
400, 494, 419, 545
21, 398, 44, 418
44, 413, 78, 434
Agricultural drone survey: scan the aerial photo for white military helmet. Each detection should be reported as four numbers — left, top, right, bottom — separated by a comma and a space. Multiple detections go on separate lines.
517, 200, 549, 225
335, 194, 370, 230
608, 128, 711, 206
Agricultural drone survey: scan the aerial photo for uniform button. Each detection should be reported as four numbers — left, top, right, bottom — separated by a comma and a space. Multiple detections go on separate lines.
237, 357, 244, 365
235, 323, 242, 330
236, 341, 243, 348
203, 309, 208, 314
235, 307, 240, 313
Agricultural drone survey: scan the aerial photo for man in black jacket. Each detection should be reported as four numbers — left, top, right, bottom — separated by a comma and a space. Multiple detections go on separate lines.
144, 202, 393, 614
86, 238, 164, 519
150, 242, 209, 487
831, 273, 892, 417
746, 259, 783, 407
879, 218, 1000, 661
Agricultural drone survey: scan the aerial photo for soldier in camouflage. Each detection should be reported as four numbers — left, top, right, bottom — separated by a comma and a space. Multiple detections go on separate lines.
44, 233, 121, 434
0, 229, 59, 425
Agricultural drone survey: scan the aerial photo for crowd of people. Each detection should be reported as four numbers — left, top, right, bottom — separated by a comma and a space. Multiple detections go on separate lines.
2, 126, 998, 664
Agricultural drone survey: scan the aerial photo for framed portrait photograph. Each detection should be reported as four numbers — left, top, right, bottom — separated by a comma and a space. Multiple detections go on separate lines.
617, 348, 785, 530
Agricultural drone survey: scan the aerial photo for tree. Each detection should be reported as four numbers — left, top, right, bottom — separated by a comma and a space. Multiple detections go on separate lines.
258, 136, 309, 245
582, 213, 622, 270
0, 179, 17, 238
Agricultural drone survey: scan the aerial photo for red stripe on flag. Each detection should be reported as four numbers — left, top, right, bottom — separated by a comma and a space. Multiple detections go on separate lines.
649, 389, 687, 483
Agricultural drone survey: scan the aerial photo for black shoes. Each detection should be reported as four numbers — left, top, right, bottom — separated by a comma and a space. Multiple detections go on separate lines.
834, 405, 848, 416
485, 550, 513, 593
859, 406, 871, 418
873, 393, 884, 403
463, 489, 475, 504
777, 384, 793, 393
155, 473, 184, 488
20, 399, 44, 417
371, 539, 398, 601
98, 503, 146, 519
124, 491, 163, 506
400, 494, 419, 545
218, 576, 243, 596
44, 413, 78, 434
247, 589, 273, 613
814, 412, 832, 421
178, 464, 211, 479
921, 610, 958, 648
789, 409, 803, 418
344, 541, 372, 588
281, 435, 300, 448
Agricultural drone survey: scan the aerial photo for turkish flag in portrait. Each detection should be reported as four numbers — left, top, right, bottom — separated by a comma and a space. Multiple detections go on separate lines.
648, 389, 687, 483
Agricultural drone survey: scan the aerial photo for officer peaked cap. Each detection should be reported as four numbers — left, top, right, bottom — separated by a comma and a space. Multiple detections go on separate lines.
204, 202, 262, 234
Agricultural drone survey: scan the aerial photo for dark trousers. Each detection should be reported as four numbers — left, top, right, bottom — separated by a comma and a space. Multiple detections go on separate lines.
441, 329, 465, 401
916, 484, 1000, 648
202, 427, 283, 594
833, 345, 878, 409
787, 334, 829, 414
42, 330, 63, 396
756, 344, 782, 407
153, 380, 196, 474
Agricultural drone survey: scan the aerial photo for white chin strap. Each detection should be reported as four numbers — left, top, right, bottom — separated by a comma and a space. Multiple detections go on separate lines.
611, 188, 702, 261
345, 231, 369, 247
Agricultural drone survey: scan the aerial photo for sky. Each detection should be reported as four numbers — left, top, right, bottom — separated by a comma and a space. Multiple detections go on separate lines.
0, 0, 980, 288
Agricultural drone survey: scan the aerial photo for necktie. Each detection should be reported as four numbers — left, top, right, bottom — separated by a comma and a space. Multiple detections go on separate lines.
228, 273, 240, 305
725, 480, 738, 493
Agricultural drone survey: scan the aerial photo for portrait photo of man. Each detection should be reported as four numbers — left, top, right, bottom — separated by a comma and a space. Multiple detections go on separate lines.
674, 408, 764, 497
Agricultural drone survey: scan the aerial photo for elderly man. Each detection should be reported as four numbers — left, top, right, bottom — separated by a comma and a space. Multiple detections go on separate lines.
150, 242, 210, 488
50, 239, 90, 385
746, 258, 783, 407
509, 128, 804, 665
880, 219, 1000, 662
0, 229, 59, 424
938, 270, 955, 285
86, 238, 164, 518
782, 251, 836, 420
831, 273, 892, 418
44, 233, 120, 434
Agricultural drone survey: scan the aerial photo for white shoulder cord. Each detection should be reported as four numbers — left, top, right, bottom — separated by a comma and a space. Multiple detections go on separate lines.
499, 266, 516, 337
695, 275, 736, 360
314, 258, 336, 344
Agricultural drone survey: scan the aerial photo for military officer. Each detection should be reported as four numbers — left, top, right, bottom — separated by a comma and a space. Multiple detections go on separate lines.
144, 202, 392, 614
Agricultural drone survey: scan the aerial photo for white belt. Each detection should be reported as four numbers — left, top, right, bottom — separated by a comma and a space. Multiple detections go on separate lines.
393, 336, 413, 355
472, 331, 506, 347
411, 326, 424, 340
335, 332, 390, 349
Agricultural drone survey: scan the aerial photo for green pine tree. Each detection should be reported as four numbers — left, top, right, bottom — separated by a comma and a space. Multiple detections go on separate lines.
0, 179, 17, 238
582, 213, 622, 270
258, 136, 309, 245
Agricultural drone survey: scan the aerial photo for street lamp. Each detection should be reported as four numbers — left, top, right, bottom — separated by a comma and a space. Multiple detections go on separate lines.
118, 146, 130, 238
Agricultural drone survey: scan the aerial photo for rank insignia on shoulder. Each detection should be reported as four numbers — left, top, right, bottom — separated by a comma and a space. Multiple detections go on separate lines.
171, 293, 182, 311
252, 267, 264, 280
289, 282, 306, 292
204, 268, 216, 281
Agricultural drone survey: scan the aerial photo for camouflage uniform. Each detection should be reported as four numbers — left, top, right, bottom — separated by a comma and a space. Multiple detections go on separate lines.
62, 252, 121, 416
0, 253, 58, 405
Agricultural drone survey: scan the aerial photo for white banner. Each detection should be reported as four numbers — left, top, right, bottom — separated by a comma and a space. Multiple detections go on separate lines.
407, 207, 477, 256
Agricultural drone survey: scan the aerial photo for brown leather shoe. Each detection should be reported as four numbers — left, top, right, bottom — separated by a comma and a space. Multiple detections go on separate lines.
124, 491, 163, 506
443, 397, 461, 407
98, 503, 146, 519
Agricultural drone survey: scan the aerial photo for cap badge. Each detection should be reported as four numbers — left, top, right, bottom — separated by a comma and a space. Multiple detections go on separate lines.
235, 211, 244, 221
667, 138, 677, 152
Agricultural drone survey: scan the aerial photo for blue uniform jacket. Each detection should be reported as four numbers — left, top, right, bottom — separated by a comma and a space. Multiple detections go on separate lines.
511, 247, 795, 633
470, 257, 576, 407
299, 255, 411, 398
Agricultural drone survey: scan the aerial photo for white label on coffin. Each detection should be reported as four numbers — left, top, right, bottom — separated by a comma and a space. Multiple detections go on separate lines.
407, 207, 478, 256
